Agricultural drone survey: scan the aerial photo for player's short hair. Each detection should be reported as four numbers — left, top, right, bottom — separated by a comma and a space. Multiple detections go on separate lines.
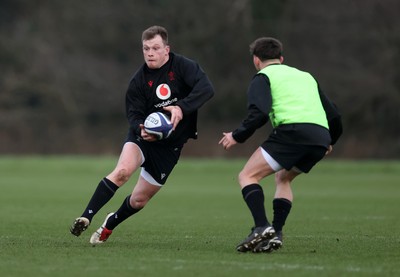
142, 26, 169, 45
249, 37, 283, 61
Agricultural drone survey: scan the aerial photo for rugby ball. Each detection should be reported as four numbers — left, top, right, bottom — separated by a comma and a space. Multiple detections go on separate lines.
144, 112, 173, 140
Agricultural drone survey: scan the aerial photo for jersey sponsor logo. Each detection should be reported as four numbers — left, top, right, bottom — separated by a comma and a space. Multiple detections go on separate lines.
156, 83, 171, 100
154, 97, 178, 108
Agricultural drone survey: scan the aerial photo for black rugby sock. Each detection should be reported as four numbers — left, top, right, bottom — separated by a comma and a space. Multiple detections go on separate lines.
272, 198, 292, 233
242, 184, 269, 227
105, 195, 142, 230
81, 178, 119, 222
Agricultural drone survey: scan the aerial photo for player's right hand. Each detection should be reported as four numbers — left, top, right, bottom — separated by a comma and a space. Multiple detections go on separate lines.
139, 124, 158, 142
219, 132, 237, 150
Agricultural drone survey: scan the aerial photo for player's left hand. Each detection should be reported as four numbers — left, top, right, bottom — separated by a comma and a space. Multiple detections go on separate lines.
163, 105, 183, 130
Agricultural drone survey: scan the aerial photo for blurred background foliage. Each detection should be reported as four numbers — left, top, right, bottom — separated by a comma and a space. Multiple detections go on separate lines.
0, 0, 399, 158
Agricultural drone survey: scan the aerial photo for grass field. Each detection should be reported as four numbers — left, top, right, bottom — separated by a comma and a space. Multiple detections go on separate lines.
0, 156, 399, 277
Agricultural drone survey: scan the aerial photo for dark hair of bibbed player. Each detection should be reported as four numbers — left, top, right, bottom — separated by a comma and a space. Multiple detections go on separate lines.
249, 37, 283, 61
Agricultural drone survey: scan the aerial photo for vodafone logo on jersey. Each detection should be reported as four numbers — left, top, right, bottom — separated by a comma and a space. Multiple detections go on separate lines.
156, 84, 171, 100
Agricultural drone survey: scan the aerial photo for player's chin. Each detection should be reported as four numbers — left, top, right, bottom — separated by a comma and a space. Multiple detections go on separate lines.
146, 61, 159, 69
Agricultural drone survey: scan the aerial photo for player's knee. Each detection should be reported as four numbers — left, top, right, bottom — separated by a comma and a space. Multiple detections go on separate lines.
238, 170, 249, 187
274, 173, 283, 185
274, 171, 282, 183
275, 173, 289, 187
129, 194, 149, 209
114, 168, 132, 184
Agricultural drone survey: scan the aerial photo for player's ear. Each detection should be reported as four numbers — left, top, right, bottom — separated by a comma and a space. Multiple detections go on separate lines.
253, 55, 261, 70
280, 56, 284, 63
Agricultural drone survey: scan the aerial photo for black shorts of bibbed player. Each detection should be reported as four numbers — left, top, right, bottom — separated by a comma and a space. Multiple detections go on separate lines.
261, 123, 331, 174
126, 132, 183, 186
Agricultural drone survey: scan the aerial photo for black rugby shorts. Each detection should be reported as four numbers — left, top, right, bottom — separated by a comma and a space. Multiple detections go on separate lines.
261, 140, 327, 173
126, 131, 182, 185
